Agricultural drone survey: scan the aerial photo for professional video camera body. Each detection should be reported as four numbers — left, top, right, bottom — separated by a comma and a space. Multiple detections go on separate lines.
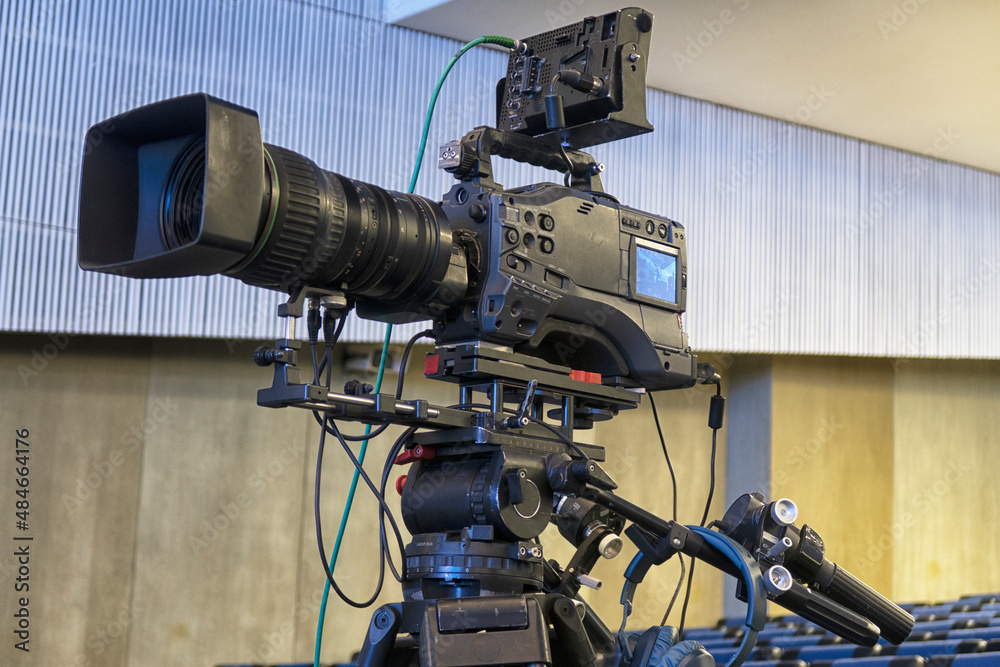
77, 8, 913, 667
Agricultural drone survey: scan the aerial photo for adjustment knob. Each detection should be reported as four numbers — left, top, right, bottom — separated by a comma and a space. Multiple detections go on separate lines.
253, 346, 280, 366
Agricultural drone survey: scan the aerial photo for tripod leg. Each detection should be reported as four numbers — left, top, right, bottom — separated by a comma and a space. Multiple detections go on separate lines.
549, 596, 602, 667
418, 596, 551, 667
356, 604, 402, 667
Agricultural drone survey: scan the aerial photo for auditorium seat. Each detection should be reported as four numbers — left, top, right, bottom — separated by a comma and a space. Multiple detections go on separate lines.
886, 639, 987, 657
925, 656, 1000, 667
947, 612, 999, 623
708, 644, 783, 663
912, 620, 975, 633
699, 637, 742, 649
956, 595, 1000, 607
806, 657, 927, 666
780, 644, 880, 662
684, 626, 742, 641
765, 635, 843, 649
894, 631, 937, 644
911, 605, 971, 617
947, 626, 1000, 641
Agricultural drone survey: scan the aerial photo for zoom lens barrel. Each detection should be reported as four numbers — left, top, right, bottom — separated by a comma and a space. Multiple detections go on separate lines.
79, 93, 467, 318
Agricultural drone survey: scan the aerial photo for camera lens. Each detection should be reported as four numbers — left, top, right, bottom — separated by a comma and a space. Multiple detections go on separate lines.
160, 138, 206, 250
78, 93, 468, 315
224, 144, 468, 312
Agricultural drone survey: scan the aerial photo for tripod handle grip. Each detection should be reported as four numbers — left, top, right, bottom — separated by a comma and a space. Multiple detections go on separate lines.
773, 579, 880, 646
817, 564, 914, 645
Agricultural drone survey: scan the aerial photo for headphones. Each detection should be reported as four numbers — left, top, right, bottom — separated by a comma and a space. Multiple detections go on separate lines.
622, 526, 767, 667
630, 625, 714, 667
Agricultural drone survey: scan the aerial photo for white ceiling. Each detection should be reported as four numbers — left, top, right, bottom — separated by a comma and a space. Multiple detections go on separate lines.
389, 0, 1000, 174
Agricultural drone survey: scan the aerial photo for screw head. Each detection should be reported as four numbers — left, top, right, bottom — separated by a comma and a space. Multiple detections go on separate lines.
469, 204, 488, 222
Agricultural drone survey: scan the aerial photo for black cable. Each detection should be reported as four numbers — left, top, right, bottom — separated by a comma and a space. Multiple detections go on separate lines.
558, 142, 573, 187
310, 343, 321, 384
378, 426, 420, 581
700, 427, 719, 528
698, 383, 722, 527
678, 558, 696, 637
311, 412, 390, 441
326, 419, 408, 581
307, 308, 396, 607
679, 383, 723, 637
649, 393, 678, 523
546, 73, 575, 187
314, 413, 385, 608
660, 553, 686, 627
316, 311, 347, 383
316, 348, 330, 380
549, 72, 562, 94
308, 311, 392, 440
336, 423, 391, 441
395, 329, 435, 399
651, 391, 685, 627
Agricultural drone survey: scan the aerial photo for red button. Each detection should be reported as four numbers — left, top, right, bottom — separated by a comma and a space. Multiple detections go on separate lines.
424, 354, 440, 375
570, 369, 602, 384
394, 445, 435, 465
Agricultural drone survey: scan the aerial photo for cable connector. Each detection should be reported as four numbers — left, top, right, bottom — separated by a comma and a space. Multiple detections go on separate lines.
322, 308, 340, 345
555, 68, 605, 96
697, 362, 721, 385
307, 299, 322, 345
709, 394, 726, 430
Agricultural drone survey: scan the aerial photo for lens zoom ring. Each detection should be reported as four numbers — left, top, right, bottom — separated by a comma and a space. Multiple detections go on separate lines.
239, 146, 346, 289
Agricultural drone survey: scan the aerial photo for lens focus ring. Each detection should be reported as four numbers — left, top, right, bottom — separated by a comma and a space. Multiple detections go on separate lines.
232, 145, 347, 290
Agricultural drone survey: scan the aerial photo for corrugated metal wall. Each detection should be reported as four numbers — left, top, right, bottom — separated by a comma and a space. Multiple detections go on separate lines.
1, 0, 997, 355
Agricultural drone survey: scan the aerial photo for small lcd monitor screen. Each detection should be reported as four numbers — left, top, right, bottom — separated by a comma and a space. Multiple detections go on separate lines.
635, 244, 677, 305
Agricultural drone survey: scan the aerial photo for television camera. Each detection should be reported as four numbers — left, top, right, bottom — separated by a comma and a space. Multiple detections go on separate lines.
77, 8, 912, 666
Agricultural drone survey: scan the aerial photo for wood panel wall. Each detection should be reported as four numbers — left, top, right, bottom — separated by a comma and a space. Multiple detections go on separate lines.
769, 357, 896, 598
892, 358, 1000, 603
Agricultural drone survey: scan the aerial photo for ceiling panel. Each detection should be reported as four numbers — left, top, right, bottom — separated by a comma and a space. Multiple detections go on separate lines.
389, 0, 1000, 174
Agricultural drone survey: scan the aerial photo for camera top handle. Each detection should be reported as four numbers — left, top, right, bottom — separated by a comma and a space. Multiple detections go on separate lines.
439, 126, 606, 192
